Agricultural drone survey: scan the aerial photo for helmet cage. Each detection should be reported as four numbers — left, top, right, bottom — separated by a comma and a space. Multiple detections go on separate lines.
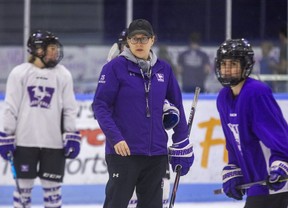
215, 39, 254, 86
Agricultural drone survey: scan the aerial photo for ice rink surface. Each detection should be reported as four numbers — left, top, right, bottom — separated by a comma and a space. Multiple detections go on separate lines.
0, 201, 246, 208
0, 184, 246, 208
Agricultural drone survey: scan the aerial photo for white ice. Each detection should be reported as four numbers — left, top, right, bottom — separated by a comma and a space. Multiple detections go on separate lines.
0, 201, 246, 208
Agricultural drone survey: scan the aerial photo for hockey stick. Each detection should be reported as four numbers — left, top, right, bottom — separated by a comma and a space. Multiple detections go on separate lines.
169, 87, 201, 208
187, 87, 201, 138
213, 175, 288, 195
8, 152, 26, 208
169, 164, 181, 208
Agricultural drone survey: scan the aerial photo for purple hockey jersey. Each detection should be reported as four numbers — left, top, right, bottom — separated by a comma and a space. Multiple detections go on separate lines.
92, 56, 188, 156
217, 77, 288, 196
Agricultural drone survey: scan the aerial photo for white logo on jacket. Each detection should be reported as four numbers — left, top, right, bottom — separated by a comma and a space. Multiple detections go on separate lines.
156, 73, 164, 82
99, 75, 106, 84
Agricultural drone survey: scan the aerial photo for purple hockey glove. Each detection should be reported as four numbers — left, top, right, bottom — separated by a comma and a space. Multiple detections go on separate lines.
162, 99, 180, 130
0, 132, 15, 161
168, 138, 194, 176
63, 132, 81, 159
268, 160, 288, 191
222, 164, 245, 200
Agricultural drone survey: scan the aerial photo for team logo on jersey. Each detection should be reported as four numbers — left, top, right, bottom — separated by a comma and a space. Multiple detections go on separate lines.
28, 86, 54, 108
156, 73, 164, 82
227, 123, 242, 154
98, 75, 106, 84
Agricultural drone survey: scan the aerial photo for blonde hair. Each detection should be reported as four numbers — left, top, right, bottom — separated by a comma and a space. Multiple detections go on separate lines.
28, 54, 37, 63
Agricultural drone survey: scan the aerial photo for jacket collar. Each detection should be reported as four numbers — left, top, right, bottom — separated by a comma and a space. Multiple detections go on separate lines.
119, 47, 162, 74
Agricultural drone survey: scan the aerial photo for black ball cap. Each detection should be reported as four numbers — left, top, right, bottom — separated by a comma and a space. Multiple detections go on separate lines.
128, 19, 154, 38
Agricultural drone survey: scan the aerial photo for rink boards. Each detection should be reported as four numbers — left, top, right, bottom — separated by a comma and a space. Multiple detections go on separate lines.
0, 93, 288, 204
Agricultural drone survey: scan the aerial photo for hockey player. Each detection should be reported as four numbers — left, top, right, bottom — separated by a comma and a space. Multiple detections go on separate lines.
0, 30, 81, 208
215, 38, 288, 208
107, 28, 172, 208
92, 19, 194, 208
107, 28, 128, 62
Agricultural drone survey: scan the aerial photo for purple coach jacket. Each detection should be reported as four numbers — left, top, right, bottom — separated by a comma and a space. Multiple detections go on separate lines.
92, 54, 188, 156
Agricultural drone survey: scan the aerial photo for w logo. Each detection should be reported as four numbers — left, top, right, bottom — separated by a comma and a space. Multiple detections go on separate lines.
28, 86, 55, 108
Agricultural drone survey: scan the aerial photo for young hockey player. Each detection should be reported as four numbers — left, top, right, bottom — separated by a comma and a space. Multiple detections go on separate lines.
107, 28, 128, 62
215, 38, 288, 208
92, 19, 194, 208
0, 30, 81, 208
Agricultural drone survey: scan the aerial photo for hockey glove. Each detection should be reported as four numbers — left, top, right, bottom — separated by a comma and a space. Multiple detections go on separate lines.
162, 99, 180, 130
63, 132, 81, 159
268, 160, 288, 191
168, 138, 194, 176
0, 132, 15, 161
222, 164, 245, 200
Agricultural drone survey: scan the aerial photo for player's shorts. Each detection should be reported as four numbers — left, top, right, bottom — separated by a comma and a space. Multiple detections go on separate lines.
245, 192, 288, 208
13, 146, 66, 182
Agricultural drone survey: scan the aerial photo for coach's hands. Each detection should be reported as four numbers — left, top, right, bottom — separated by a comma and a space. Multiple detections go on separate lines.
114, 140, 130, 156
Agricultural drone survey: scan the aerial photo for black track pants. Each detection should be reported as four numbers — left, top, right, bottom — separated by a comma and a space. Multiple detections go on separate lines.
103, 154, 167, 208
